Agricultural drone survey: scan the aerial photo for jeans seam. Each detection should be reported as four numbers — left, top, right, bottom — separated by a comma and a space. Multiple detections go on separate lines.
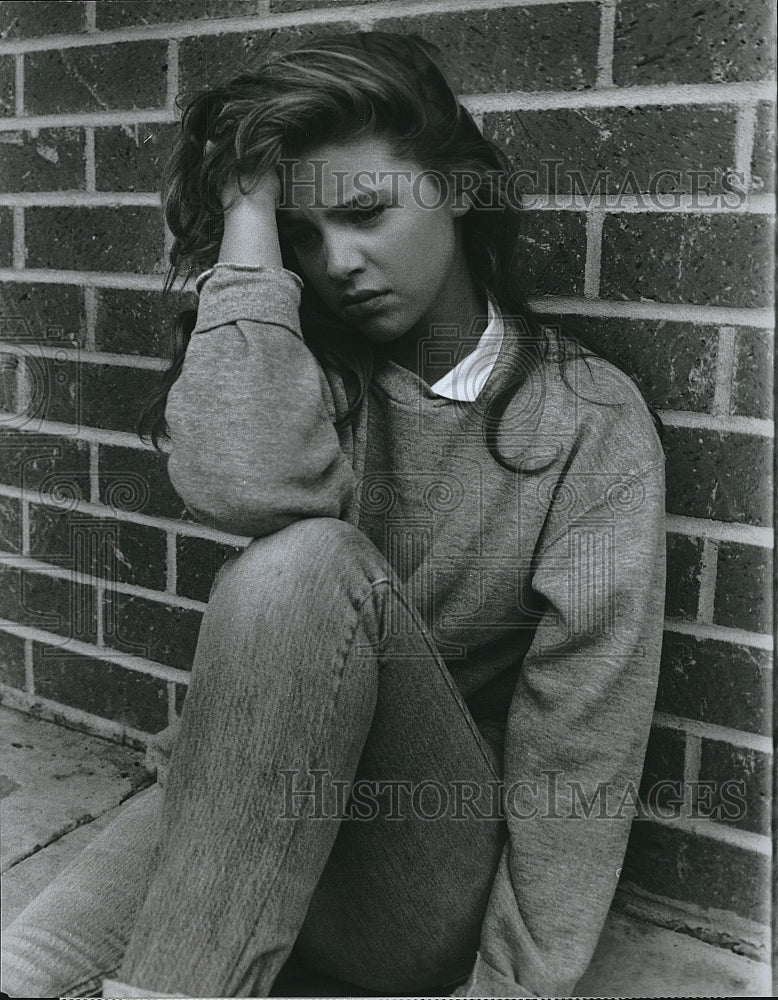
363, 578, 502, 782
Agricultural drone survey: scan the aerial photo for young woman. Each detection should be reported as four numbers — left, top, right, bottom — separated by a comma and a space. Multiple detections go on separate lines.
1, 31, 666, 999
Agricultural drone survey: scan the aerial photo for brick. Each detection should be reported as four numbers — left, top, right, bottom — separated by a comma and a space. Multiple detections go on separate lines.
25, 42, 168, 115
28, 503, 167, 590
657, 632, 771, 736
98, 444, 190, 521
0, 55, 15, 117
0, 629, 26, 689
713, 541, 772, 634
0, 207, 12, 266
0, 564, 98, 644
97, 0, 268, 28
102, 591, 201, 670
664, 427, 771, 526
751, 101, 776, 194
0, 283, 86, 346
554, 317, 718, 412
600, 214, 773, 308
517, 211, 586, 297
32, 645, 169, 733
664, 533, 704, 620
95, 287, 197, 357
0, 495, 22, 553
25, 207, 165, 274
699, 739, 771, 836
485, 105, 738, 195
36, 359, 163, 435
95, 123, 178, 193
0, 1, 85, 38
623, 820, 769, 923
613, 0, 775, 86
638, 725, 686, 814
0, 432, 90, 497
381, 5, 600, 94
0, 128, 85, 191
176, 534, 244, 602
180, 24, 356, 95
731, 327, 773, 419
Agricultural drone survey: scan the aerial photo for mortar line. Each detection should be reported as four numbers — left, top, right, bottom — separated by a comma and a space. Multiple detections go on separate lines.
583, 210, 604, 298
595, 0, 616, 89
733, 102, 758, 190
696, 538, 719, 624
12, 206, 24, 268
166, 39, 179, 111
712, 325, 737, 416
0, 615, 192, 684
84, 126, 96, 192
653, 712, 773, 754
166, 530, 177, 593
83, 285, 97, 350
13, 53, 23, 115
89, 440, 100, 504
683, 732, 703, 785
85, 1, 97, 32
0, 0, 594, 54
24, 639, 34, 693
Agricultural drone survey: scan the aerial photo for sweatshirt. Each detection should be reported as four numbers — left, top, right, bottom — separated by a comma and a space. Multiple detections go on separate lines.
164, 264, 667, 998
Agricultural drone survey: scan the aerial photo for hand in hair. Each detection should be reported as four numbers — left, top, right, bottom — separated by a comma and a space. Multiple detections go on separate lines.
216, 162, 283, 270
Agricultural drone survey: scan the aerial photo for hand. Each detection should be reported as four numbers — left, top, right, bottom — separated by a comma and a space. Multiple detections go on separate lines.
219, 168, 282, 218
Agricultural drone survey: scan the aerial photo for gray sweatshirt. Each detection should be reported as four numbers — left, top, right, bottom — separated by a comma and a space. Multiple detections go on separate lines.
165, 265, 667, 997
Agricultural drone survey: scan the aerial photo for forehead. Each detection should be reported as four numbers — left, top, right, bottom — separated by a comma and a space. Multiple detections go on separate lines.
280, 136, 419, 211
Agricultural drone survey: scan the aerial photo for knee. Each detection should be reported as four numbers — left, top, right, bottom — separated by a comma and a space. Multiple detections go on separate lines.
211, 517, 388, 613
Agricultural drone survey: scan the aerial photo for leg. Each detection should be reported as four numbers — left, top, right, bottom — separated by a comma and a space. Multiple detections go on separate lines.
0, 784, 161, 999
292, 586, 506, 994
116, 517, 504, 997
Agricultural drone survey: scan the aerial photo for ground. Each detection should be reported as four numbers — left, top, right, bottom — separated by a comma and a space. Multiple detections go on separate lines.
0, 705, 771, 998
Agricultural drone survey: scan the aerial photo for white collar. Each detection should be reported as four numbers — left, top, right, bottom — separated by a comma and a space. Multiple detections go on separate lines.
428, 297, 504, 401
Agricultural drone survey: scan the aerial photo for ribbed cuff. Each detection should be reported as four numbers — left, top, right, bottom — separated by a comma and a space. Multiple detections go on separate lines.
193, 265, 304, 337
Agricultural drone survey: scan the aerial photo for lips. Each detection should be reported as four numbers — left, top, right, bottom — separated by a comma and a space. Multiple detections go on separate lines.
340, 289, 390, 316
340, 289, 389, 307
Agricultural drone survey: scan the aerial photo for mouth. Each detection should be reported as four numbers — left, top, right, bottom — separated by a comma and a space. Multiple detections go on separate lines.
340, 290, 390, 315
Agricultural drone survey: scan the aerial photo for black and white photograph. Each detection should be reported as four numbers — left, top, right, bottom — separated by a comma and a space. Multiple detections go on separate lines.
0, 1, 774, 998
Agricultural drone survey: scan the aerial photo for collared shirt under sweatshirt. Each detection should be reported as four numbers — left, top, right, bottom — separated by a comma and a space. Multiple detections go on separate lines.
162, 265, 667, 998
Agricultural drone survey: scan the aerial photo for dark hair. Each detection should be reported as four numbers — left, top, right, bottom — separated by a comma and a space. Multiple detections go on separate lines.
138, 31, 662, 467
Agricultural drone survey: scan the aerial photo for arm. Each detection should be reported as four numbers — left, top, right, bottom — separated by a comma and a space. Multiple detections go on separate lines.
164, 173, 355, 537
461, 446, 666, 996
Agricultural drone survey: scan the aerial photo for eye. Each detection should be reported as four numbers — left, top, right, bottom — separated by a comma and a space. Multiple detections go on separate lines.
351, 203, 386, 224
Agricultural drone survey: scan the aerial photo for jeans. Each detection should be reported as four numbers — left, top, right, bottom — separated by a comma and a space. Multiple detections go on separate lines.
1, 517, 506, 998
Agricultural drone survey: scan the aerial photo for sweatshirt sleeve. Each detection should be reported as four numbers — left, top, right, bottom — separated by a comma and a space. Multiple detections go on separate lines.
460, 442, 666, 997
164, 265, 355, 537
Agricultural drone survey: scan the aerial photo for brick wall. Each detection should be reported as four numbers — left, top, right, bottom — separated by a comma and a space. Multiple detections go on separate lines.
0, 0, 774, 964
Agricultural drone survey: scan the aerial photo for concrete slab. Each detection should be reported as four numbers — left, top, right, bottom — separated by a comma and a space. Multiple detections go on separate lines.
0, 706, 772, 998
0, 705, 151, 872
573, 911, 771, 998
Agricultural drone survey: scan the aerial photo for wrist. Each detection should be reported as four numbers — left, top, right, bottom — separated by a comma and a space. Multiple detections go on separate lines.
219, 201, 282, 267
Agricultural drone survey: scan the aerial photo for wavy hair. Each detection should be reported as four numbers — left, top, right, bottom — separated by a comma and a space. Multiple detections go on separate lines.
138, 31, 661, 467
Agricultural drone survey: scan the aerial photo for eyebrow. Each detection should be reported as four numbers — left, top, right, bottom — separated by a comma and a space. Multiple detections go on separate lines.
278, 187, 389, 223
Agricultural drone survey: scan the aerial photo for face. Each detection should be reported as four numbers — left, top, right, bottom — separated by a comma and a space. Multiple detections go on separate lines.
276, 136, 470, 343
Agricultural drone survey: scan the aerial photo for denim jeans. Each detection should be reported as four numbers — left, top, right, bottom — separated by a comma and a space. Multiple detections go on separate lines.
2, 517, 506, 998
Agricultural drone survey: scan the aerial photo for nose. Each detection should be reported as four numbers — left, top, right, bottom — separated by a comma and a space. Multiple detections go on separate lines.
323, 230, 365, 282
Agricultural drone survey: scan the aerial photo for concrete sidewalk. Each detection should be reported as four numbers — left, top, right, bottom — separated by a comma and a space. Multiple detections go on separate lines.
0, 705, 771, 998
